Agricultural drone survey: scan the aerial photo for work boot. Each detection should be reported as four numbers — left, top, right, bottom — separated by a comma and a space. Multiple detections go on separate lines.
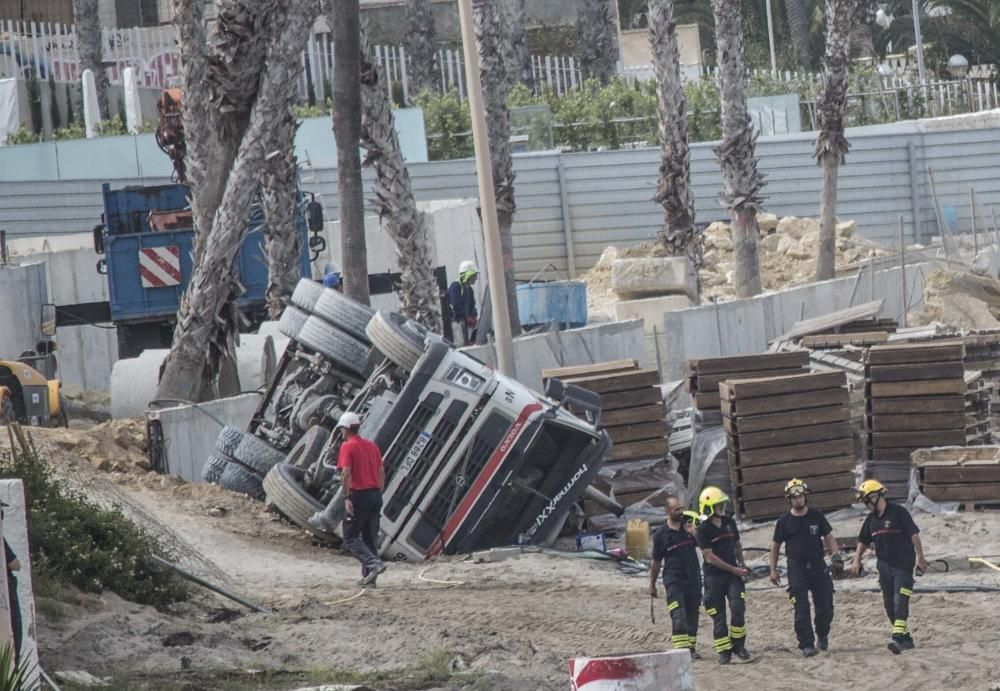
361, 561, 387, 586
801, 647, 818, 658
887, 637, 904, 655
899, 637, 915, 651
689, 649, 702, 661
733, 645, 751, 661
817, 637, 829, 652
718, 651, 732, 665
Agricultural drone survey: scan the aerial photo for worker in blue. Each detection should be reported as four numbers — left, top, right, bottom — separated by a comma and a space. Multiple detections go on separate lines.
448, 260, 479, 345
323, 262, 343, 291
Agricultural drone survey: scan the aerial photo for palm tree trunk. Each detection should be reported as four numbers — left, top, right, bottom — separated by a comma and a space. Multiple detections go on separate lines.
473, 0, 521, 336
263, 108, 302, 319
359, 27, 443, 332
73, 0, 109, 119
406, 0, 438, 96
505, 0, 534, 91
333, 0, 371, 305
649, 0, 700, 297
814, 0, 857, 281
712, 0, 764, 298
157, 0, 321, 401
785, 0, 814, 70
577, 0, 619, 84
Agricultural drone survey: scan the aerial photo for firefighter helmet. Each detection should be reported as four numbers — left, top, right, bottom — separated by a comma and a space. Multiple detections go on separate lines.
856, 479, 887, 502
699, 486, 729, 517
784, 478, 810, 497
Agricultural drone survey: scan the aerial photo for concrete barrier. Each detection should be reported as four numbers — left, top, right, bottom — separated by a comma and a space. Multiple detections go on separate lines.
146, 393, 262, 483
570, 650, 694, 691
0, 480, 41, 688
0, 262, 47, 358
461, 320, 647, 392
110, 349, 168, 419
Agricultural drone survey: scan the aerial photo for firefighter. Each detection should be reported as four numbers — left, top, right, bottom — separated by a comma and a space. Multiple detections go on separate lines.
696, 486, 752, 664
851, 479, 929, 654
447, 261, 478, 345
648, 495, 702, 659
769, 479, 838, 657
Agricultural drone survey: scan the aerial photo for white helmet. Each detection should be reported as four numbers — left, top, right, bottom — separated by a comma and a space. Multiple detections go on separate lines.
459, 260, 478, 275
337, 411, 361, 429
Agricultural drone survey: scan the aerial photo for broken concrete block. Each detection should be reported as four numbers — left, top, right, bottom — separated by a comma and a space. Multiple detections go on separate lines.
760, 233, 781, 253
757, 211, 779, 233
571, 650, 694, 691
776, 216, 819, 240
776, 235, 799, 255
610, 257, 695, 300
614, 295, 693, 331
836, 219, 857, 237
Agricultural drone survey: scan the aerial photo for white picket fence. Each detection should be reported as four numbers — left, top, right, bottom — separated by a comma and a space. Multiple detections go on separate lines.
0, 18, 583, 102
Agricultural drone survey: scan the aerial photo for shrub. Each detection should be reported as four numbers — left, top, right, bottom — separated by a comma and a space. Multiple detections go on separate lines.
0, 449, 187, 609
2, 126, 38, 146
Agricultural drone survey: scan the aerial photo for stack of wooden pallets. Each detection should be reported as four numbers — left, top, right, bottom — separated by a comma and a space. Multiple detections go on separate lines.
965, 371, 993, 446
800, 332, 890, 350
912, 446, 1000, 504
820, 317, 898, 335
864, 341, 968, 500
722, 371, 855, 520
685, 352, 810, 412
542, 360, 668, 463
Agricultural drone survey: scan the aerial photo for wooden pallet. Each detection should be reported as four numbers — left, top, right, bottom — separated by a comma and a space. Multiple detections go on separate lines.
740, 489, 857, 521
684, 352, 810, 410
912, 446, 1000, 503
801, 331, 889, 349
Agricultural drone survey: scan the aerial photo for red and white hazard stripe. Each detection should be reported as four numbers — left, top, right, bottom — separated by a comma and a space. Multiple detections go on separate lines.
139, 246, 182, 288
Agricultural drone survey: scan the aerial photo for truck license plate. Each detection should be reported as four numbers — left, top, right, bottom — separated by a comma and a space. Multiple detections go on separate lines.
400, 431, 432, 475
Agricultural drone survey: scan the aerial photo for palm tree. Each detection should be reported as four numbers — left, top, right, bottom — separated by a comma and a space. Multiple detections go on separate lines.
406, 0, 438, 96
712, 0, 764, 298
333, 0, 371, 305
73, 0, 109, 119
649, 0, 700, 292
263, 107, 302, 319
815, 0, 859, 280
473, 0, 521, 335
785, 0, 815, 69
157, 0, 322, 401
504, 0, 534, 91
359, 26, 443, 332
578, 0, 620, 84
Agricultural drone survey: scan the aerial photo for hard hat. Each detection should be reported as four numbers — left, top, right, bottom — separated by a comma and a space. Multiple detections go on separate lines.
324, 262, 341, 275
458, 260, 478, 278
698, 486, 729, 518
337, 411, 361, 429
856, 479, 886, 502
322, 272, 341, 288
784, 478, 810, 497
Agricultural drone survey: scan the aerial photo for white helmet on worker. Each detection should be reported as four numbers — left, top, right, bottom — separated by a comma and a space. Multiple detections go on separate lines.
459, 260, 478, 277
337, 411, 362, 429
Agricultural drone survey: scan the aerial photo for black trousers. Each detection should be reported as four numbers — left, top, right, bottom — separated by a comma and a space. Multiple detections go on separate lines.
877, 561, 914, 640
7, 580, 20, 665
343, 489, 383, 573
665, 580, 701, 650
704, 571, 746, 654
786, 559, 834, 649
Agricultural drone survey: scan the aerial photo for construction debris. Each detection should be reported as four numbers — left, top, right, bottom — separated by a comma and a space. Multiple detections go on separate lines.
722, 371, 855, 519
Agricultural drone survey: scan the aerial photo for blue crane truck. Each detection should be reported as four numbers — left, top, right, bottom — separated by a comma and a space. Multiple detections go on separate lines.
93, 183, 321, 358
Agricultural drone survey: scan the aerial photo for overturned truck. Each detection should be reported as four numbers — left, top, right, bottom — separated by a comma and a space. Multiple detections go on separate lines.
204, 279, 612, 561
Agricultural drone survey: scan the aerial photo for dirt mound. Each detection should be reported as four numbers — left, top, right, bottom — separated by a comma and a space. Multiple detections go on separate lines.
910, 269, 1000, 330
27, 417, 152, 474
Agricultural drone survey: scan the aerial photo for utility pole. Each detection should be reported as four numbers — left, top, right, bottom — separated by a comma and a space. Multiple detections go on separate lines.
765, 0, 777, 76
911, 0, 926, 85
457, 0, 515, 376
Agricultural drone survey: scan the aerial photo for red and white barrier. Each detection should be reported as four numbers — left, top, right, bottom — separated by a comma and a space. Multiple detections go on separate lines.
570, 650, 694, 691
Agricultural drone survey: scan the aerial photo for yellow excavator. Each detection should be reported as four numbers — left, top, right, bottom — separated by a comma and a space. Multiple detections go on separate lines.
1, 306, 67, 428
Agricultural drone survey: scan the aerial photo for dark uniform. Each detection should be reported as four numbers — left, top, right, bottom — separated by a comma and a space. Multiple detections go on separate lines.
651, 523, 701, 651
696, 515, 747, 655
773, 508, 834, 650
4, 540, 21, 665
859, 502, 919, 643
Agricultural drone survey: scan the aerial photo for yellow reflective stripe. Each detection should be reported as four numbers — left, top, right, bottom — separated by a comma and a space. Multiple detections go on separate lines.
730, 626, 747, 638
667, 600, 680, 611
789, 595, 797, 605
900, 587, 913, 597
714, 636, 733, 651
741, 591, 747, 600
671, 635, 691, 649
706, 607, 718, 616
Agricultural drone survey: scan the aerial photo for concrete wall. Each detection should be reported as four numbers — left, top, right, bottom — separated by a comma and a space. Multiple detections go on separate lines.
660, 263, 928, 387
462, 319, 647, 393
146, 393, 261, 484
0, 262, 47, 357
0, 480, 40, 689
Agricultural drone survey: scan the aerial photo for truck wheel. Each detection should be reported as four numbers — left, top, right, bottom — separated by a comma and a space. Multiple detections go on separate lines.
233, 434, 286, 477
286, 425, 331, 470
312, 290, 375, 343
263, 463, 338, 542
297, 317, 370, 375
219, 461, 265, 501
214, 426, 245, 458
278, 305, 310, 340
290, 279, 324, 312
366, 311, 425, 371
201, 453, 230, 484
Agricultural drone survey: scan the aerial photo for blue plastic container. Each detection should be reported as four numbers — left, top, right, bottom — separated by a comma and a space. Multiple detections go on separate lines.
516, 281, 587, 329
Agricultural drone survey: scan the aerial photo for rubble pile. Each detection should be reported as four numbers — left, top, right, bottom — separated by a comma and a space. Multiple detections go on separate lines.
33, 418, 152, 474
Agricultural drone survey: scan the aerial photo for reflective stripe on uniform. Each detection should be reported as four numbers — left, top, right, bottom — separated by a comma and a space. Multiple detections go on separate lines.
789, 595, 797, 605
730, 625, 747, 640
668, 600, 680, 611
740, 591, 747, 600
892, 619, 909, 634
706, 607, 718, 616
714, 636, 733, 651
900, 587, 913, 597
672, 634, 691, 649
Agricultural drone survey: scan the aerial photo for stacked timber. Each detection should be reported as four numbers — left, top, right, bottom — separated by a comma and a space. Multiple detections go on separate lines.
542, 360, 668, 463
912, 446, 1000, 504
800, 332, 889, 350
819, 317, 898, 335
864, 341, 967, 500
685, 351, 811, 413
966, 371, 993, 445
722, 371, 855, 520
960, 331, 1000, 434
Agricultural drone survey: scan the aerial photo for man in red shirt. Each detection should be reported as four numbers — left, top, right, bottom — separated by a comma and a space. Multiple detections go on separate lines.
336, 411, 387, 587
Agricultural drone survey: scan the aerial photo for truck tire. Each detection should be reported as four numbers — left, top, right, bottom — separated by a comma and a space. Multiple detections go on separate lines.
286, 425, 331, 470
233, 434, 286, 477
263, 463, 338, 542
290, 279, 324, 312
219, 461, 265, 501
201, 453, 230, 484
214, 426, 245, 457
278, 305, 310, 340
312, 290, 375, 343
366, 311, 425, 371
297, 317, 370, 375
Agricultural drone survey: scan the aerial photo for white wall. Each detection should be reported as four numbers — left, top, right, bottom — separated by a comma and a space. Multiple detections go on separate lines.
0, 262, 47, 357
0, 480, 40, 688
